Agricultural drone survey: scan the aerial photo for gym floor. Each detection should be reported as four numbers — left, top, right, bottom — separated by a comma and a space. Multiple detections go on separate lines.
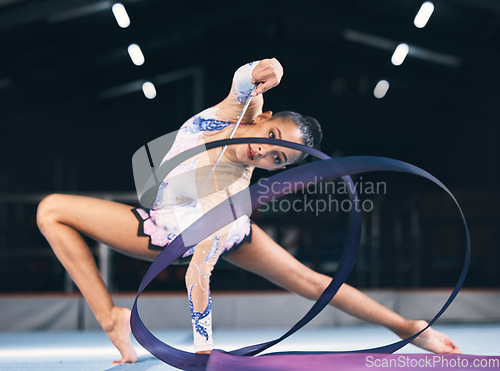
1, 323, 498, 370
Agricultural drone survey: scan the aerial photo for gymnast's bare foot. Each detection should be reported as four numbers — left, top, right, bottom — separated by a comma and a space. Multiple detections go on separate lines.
399, 320, 461, 354
103, 306, 138, 364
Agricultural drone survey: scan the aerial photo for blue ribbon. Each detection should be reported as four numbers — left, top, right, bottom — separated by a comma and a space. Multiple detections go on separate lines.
130, 138, 470, 370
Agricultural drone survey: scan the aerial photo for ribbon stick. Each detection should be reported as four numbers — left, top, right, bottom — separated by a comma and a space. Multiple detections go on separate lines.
197, 86, 256, 195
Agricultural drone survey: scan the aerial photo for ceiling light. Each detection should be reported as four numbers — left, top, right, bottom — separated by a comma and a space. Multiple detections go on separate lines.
112, 3, 130, 28
128, 44, 145, 66
391, 43, 409, 66
373, 80, 389, 99
142, 82, 157, 99
414, 2, 434, 29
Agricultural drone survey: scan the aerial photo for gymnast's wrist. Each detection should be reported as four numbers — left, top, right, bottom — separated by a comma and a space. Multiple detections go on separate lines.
233, 61, 260, 103
194, 342, 214, 353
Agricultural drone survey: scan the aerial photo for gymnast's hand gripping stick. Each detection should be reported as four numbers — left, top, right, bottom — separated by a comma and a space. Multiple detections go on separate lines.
197, 85, 257, 195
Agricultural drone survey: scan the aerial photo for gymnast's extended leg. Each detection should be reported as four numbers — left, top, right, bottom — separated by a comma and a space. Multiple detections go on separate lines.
36, 193, 160, 364
223, 223, 461, 354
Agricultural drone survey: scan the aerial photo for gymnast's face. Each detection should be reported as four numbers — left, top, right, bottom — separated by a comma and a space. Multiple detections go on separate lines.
232, 111, 304, 171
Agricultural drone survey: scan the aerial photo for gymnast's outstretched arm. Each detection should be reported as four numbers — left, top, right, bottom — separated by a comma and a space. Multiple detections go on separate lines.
223, 223, 461, 354
185, 235, 224, 353
213, 58, 282, 123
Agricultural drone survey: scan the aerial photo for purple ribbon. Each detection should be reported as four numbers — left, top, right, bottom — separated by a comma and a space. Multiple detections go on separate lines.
131, 138, 470, 370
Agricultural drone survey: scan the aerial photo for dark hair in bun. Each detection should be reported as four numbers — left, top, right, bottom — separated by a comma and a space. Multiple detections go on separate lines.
271, 111, 323, 162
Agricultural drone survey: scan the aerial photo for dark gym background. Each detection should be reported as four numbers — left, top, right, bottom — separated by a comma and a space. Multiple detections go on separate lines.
0, 0, 498, 294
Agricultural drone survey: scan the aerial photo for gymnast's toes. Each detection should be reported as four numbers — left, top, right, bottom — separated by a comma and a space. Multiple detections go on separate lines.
408, 320, 462, 354
105, 307, 138, 364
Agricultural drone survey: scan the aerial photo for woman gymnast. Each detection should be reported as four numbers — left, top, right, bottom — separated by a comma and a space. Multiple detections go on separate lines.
36, 58, 460, 364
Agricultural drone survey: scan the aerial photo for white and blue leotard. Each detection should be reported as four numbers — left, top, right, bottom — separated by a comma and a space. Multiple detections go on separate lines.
132, 60, 259, 351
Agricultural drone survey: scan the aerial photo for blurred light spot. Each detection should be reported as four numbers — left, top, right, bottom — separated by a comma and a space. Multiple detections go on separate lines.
331, 77, 348, 96
112, 3, 130, 28
391, 43, 409, 66
414, 2, 434, 29
128, 44, 145, 66
142, 82, 156, 99
373, 80, 389, 99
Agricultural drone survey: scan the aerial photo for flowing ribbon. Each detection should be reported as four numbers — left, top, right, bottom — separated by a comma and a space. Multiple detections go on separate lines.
131, 138, 470, 371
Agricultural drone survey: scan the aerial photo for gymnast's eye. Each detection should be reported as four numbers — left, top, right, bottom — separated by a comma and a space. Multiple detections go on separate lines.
269, 131, 275, 139
273, 154, 281, 164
